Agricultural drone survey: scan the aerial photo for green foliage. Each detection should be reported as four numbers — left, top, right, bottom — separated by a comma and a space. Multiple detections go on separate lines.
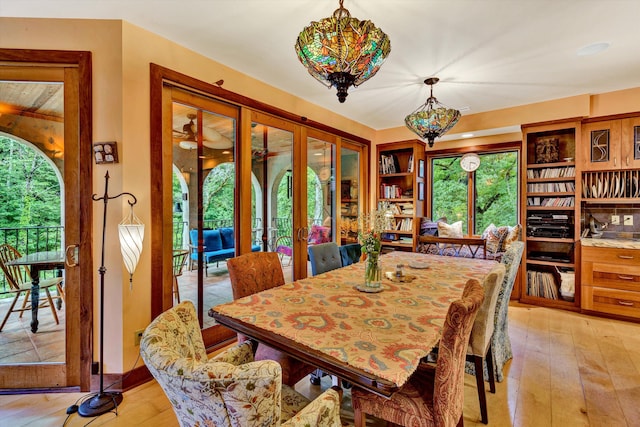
0, 136, 61, 228
203, 163, 235, 221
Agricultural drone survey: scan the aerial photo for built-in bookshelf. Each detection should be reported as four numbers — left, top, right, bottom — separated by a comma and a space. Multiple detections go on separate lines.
376, 140, 425, 252
521, 120, 582, 311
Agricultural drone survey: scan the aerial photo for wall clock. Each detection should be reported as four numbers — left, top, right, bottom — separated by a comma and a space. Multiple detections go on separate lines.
460, 153, 481, 172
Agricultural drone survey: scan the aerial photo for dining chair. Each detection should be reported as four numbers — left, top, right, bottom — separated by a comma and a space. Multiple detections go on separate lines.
307, 242, 342, 276
0, 244, 65, 332
339, 243, 362, 266
227, 251, 316, 386
351, 278, 485, 427
493, 241, 525, 382
171, 249, 189, 303
466, 263, 506, 424
140, 300, 343, 427
470, 240, 525, 383
307, 241, 346, 387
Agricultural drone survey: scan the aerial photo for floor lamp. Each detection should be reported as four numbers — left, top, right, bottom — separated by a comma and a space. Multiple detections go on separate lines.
78, 171, 144, 417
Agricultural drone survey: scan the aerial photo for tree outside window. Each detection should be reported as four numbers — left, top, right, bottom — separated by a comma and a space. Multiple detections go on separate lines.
431, 150, 518, 235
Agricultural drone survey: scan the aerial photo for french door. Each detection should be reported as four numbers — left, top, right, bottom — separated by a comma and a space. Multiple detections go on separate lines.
0, 50, 91, 389
151, 65, 366, 350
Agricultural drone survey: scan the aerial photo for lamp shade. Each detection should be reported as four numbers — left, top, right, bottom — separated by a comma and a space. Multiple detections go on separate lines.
119, 206, 144, 287
405, 77, 461, 147
295, 0, 390, 103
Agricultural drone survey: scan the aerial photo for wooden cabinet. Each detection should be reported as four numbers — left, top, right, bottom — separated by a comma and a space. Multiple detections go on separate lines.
581, 115, 640, 171
376, 140, 425, 251
582, 245, 640, 320
521, 120, 581, 310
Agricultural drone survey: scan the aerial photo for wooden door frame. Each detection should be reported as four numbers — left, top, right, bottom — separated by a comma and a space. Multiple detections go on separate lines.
0, 48, 93, 391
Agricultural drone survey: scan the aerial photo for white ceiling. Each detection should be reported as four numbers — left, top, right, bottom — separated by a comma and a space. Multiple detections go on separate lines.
3, 0, 640, 136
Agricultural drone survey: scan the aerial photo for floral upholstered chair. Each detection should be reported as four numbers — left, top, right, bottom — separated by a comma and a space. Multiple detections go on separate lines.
140, 301, 343, 427
351, 279, 484, 427
227, 252, 316, 387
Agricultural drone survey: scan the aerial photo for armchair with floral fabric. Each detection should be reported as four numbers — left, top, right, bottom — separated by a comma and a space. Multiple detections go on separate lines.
140, 301, 343, 427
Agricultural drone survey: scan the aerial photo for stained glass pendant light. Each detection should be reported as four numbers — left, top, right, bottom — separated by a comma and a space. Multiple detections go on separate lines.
295, 0, 391, 103
405, 77, 461, 147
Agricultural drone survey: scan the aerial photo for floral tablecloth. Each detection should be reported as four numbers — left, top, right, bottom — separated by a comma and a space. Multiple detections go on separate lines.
213, 251, 496, 389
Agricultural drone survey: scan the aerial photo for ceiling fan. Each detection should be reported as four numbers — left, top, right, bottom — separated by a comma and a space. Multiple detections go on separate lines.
173, 113, 234, 150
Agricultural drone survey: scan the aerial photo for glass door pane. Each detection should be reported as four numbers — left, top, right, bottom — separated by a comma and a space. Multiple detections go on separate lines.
340, 146, 361, 245
172, 100, 237, 328
251, 122, 294, 281
307, 137, 336, 258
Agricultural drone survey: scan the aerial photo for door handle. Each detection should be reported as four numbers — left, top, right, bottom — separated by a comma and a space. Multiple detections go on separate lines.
65, 244, 79, 267
297, 227, 308, 241
618, 255, 634, 260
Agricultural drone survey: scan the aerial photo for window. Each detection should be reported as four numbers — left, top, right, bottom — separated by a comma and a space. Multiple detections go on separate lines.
430, 149, 519, 235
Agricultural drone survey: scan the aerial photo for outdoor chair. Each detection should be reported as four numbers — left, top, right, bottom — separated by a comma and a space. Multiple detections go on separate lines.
275, 235, 293, 266
171, 249, 189, 303
0, 244, 65, 332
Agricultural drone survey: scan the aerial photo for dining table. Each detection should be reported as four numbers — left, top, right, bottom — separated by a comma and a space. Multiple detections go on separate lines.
210, 250, 497, 397
6, 250, 65, 333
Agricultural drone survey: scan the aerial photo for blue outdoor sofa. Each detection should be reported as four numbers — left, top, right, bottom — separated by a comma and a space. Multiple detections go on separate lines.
189, 228, 260, 274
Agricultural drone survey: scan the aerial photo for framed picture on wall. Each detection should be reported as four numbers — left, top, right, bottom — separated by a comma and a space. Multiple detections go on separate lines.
93, 141, 118, 164
418, 182, 424, 201
418, 159, 425, 178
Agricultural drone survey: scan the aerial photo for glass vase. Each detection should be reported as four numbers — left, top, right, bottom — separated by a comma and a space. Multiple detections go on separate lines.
364, 251, 382, 288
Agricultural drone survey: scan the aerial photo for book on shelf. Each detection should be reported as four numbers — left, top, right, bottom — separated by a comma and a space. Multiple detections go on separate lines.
381, 232, 399, 241
407, 154, 414, 173
380, 183, 403, 199
379, 154, 401, 174
395, 218, 413, 231
527, 166, 575, 179
526, 270, 559, 300
527, 196, 575, 207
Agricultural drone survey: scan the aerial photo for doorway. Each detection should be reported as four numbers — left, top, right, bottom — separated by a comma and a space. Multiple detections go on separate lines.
0, 49, 92, 390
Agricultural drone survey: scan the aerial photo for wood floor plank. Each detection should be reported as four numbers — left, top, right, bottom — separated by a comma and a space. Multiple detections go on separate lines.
575, 347, 627, 426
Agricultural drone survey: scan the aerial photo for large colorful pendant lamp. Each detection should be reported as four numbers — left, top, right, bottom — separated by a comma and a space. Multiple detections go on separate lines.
405, 77, 461, 147
295, 0, 391, 103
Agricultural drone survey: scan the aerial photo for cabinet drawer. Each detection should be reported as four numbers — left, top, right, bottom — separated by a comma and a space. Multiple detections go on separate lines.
591, 264, 640, 291
583, 286, 640, 319
582, 246, 639, 266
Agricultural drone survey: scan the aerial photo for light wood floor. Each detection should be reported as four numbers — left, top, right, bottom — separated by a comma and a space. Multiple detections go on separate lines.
1, 303, 639, 426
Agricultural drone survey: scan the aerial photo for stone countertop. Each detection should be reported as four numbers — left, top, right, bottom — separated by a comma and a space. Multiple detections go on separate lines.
581, 238, 640, 250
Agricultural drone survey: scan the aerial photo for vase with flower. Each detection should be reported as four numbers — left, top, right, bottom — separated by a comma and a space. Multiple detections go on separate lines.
358, 208, 389, 289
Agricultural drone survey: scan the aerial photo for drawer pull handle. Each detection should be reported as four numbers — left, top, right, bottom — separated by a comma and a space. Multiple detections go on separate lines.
618, 301, 634, 307
617, 255, 634, 260
618, 275, 634, 280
